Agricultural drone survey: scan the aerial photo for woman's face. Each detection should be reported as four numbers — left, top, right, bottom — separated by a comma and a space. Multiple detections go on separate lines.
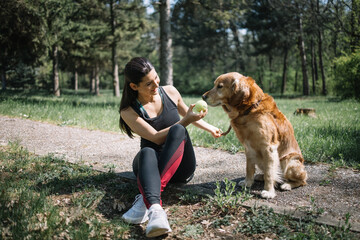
134, 68, 160, 97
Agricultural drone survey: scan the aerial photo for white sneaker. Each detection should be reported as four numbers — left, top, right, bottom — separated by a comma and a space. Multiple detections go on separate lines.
122, 194, 149, 224
145, 204, 172, 238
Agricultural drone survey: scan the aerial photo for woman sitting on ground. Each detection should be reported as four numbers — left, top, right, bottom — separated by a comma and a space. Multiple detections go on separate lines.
119, 57, 222, 237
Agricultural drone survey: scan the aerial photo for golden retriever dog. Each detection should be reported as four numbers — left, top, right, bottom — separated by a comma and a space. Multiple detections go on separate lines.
202, 72, 307, 199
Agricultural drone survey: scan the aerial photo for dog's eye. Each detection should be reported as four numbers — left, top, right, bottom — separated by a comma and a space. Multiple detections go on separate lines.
217, 85, 223, 89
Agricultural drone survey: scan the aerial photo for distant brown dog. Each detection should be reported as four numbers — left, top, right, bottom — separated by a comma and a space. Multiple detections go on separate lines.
202, 72, 307, 199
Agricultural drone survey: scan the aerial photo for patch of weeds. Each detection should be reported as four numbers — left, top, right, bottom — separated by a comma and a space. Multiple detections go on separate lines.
0, 185, 62, 239
319, 178, 332, 186
36, 171, 62, 185
0, 144, 131, 239
207, 178, 252, 213
298, 196, 325, 219
235, 205, 289, 236
320, 163, 339, 186
103, 163, 116, 173
181, 224, 204, 239
193, 204, 212, 218
71, 187, 105, 209
235, 201, 357, 239
212, 214, 233, 229
58, 119, 78, 127
286, 212, 356, 239
330, 213, 354, 240
178, 189, 202, 204
169, 206, 179, 215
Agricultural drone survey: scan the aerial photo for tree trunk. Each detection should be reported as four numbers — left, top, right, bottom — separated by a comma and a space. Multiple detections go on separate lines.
317, 0, 327, 95
297, 15, 309, 96
53, 45, 60, 97
350, 0, 360, 52
90, 68, 95, 93
110, 0, 120, 97
1, 67, 6, 91
318, 30, 327, 95
159, 0, 173, 85
332, 1, 339, 59
74, 70, 78, 92
95, 63, 100, 96
281, 47, 288, 95
268, 54, 273, 92
294, 69, 298, 92
113, 60, 120, 96
314, 49, 318, 84
255, 57, 263, 89
311, 38, 316, 94
230, 21, 244, 72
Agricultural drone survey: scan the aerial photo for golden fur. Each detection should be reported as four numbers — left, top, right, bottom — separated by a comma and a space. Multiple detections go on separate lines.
203, 72, 307, 199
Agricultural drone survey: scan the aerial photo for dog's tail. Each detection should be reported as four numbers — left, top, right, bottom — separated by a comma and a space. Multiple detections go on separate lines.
281, 153, 308, 186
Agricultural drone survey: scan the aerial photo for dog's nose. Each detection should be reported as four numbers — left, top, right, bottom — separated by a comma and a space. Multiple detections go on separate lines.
202, 94, 207, 101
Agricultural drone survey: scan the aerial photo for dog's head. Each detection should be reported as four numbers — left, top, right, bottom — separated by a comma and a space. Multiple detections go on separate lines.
202, 72, 262, 109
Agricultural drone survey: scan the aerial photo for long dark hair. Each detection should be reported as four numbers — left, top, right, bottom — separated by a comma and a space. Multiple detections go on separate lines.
119, 57, 154, 138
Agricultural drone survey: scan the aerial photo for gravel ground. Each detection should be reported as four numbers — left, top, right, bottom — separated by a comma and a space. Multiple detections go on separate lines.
1, 115, 359, 232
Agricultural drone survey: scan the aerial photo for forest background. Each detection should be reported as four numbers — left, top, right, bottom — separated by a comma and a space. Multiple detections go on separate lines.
0, 0, 359, 98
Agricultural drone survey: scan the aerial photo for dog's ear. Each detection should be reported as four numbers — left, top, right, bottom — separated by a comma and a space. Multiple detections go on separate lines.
232, 78, 240, 92
233, 78, 250, 97
230, 77, 250, 105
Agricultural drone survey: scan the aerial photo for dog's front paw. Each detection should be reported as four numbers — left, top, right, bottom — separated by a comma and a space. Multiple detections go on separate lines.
280, 183, 292, 191
261, 190, 276, 199
238, 179, 253, 188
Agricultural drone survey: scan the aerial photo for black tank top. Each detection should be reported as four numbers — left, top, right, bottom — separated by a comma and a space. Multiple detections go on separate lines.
131, 86, 180, 152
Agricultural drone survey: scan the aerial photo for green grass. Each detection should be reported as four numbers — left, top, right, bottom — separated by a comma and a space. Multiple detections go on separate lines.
0, 89, 359, 169
0, 142, 137, 239
0, 143, 358, 239
183, 96, 359, 170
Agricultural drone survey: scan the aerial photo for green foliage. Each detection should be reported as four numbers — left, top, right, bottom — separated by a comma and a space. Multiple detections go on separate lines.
235, 204, 356, 239
236, 206, 289, 235
2, 143, 357, 239
181, 224, 204, 239
333, 50, 360, 99
5, 62, 36, 88
0, 142, 133, 239
0, 0, 46, 69
212, 214, 232, 228
178, 189, 202, 204
0, 90, 359, 169
207, 178, 252, 213
172, 0, 247, 94
1, 0, 358, 98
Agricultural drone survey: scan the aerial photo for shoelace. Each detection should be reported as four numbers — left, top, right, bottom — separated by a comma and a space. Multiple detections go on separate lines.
132, 194, 144, 207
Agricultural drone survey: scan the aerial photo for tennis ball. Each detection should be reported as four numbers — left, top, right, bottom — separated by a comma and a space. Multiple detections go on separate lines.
193, 100, 208, 113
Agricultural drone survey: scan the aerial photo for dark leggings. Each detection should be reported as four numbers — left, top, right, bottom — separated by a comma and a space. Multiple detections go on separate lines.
132, 124, 196, 208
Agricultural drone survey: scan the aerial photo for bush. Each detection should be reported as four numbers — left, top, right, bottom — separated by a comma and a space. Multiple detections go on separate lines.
333, 50, 360, 99
6, 62, 36, 89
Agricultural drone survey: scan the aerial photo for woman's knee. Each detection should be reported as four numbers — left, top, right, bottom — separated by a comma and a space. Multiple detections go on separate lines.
168, 124, 186, 140
139, 147, 157, 164
139, 147, 156, 157
133, 147, 157, 175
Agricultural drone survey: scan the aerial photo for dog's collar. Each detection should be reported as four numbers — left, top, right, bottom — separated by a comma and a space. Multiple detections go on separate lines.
242, 99, 262, 116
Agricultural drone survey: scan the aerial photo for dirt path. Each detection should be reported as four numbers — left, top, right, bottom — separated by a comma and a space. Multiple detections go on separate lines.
1, 115, 359, 232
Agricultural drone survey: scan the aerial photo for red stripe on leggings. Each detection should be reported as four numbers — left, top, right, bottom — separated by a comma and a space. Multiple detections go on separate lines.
160, 140, 185, 192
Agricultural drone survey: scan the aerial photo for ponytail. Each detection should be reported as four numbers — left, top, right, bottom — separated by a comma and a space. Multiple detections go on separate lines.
119, 57, 154, 138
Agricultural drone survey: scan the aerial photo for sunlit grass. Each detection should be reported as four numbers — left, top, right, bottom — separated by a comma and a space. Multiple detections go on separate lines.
184, 96, 360, 169
0, 142, 134, 239
0, 89, 359, 169
1, 143, 357, 239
